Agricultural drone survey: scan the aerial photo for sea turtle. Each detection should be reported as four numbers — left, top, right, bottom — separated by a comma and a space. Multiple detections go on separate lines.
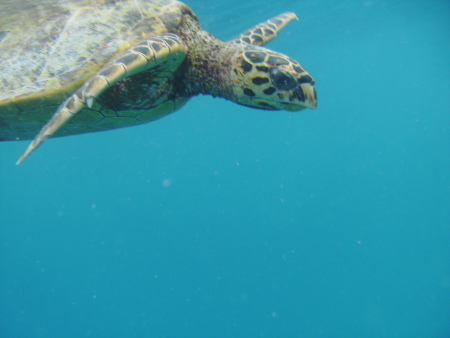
0, 0, 317, 164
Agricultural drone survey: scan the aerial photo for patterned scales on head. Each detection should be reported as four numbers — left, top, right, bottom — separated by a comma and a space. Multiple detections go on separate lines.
232, 49, 315, 111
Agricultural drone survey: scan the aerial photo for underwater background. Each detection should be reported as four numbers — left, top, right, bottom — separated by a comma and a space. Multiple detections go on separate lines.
1, 0, 449, 336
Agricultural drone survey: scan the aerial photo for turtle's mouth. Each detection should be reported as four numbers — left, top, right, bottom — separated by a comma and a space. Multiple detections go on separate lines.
282, 83, 317, 111
240, 82, 317, 112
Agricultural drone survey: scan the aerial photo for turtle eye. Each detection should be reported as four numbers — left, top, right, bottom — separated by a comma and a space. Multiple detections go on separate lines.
269, 68, 297, 91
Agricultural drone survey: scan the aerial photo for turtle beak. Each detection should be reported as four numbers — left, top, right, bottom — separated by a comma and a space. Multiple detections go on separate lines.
282, 83, 317, 111
300, 83, 317, 110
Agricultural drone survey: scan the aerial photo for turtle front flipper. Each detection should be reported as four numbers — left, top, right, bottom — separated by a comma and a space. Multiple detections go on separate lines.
16, 33, 187, 164
231, 12, 298, 46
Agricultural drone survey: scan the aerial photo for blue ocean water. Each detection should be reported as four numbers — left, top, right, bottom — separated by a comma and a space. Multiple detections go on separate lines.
1, 0, 449, 336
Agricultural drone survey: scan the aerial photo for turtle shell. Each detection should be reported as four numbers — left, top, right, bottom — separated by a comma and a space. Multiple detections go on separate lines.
0, 0, 189, 141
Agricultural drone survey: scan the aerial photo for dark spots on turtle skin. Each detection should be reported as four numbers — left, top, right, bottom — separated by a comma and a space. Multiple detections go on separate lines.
244, 51, 267, 64
163, 34, 182, 48
98, 65, 116, 80
163, 39, 176, 48
270, 68, 297, 90
150, 42, 163, 53
133, 45, 154, 60
242, 37, 251, 44
263, 87, 276, 95
256, 65, 269, 73
266, 23, 277, 31
244, 88, 256, 97
254, 28, 263, 35
290, 86, 306, 102
269, 18, 283, 26
277, 93, 285, 100
298, 74, 314, 84
293, 64, 305, 74
240, 58, 253, 73
251, 35, 264, 44
117, 53, 142, 68
76, 56, 87, 63
263, 28, 275, 37
267, 55, 290, 66
252, 77, 269, 85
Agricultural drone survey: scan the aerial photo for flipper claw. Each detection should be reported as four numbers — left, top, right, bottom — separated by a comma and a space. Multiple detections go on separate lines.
86, 97, 95, 108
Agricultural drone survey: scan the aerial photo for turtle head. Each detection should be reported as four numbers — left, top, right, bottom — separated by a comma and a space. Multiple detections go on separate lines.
230, 46, 317, 111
